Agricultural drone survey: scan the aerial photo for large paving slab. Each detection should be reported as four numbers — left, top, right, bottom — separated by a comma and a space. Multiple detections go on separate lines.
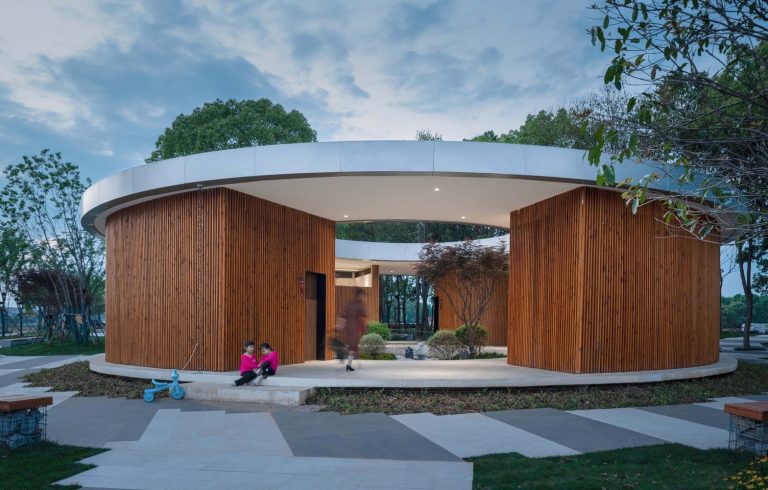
484, 407, 666, 453
638, 404, 731, 430
569, 407, 730, 449
393, 412, 579, 458
58, 457, 473, 490
272, 411, 460, 461
694, 396, 756, 411
47, 397, 303, 448
59, 408, 471, 489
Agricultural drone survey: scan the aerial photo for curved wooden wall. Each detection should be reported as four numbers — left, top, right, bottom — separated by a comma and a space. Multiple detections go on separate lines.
508, 187, 720, 373
105, 188, 335, 371
435, 274, 508, 345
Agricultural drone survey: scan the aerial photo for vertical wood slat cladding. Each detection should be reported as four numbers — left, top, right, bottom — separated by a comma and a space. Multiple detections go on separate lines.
508, 187, 719, 373
105, 188, 335, 371
434, 274, 508, 345
508, 189, 582, 372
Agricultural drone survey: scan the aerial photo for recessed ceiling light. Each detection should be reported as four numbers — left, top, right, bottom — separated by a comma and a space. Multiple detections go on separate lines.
433, 187, 440, 192
389, 270, 394, 273
343, 214, 349, 218
461, 216, 466, 220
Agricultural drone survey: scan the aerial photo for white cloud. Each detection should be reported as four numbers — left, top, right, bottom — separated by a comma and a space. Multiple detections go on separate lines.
0, 0, 609, 145
171, 0, 604, 141
0, 1, 145, 130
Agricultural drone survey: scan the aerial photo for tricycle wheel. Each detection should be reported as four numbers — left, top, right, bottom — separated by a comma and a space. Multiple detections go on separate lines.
143, 392, 155, 403
170, 386, 185, 400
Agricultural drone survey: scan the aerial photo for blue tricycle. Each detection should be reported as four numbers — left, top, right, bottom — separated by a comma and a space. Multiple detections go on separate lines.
143, 369, 185, 402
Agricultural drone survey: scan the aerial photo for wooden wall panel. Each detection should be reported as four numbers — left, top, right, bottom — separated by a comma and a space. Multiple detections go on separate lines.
434, 274, 508, 346
222, 190, 336, 369
579, 187, 720, 372
507, 189, 583, 372
106, 190, 226, 371
105, 188, 335, 371
508, 187, 720, 373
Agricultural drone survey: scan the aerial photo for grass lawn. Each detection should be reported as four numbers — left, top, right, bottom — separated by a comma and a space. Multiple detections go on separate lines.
468, 444, 755, 490
312, 361, 768, 415
0, 441, 106, 489
0, 339, 104, 356
23, 361, 152, 399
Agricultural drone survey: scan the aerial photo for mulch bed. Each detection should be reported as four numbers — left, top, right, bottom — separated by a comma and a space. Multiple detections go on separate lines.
311, 361, 768, 415
22, 361, 152, 399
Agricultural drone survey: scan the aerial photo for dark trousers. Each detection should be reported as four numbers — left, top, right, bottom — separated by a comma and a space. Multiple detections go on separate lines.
234, 362, 275, 386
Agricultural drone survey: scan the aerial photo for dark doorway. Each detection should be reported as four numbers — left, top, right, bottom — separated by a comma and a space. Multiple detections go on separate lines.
304, 272, 327, 361
433, 295, 440, 331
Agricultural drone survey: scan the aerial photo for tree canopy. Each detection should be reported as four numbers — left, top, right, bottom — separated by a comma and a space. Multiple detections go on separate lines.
466, 109, 592, 149
146, 98, 317, 163
415, 240, 508, 328
0, 150, 105, 342
335, 221, 506, 243
588, 0, 768, 242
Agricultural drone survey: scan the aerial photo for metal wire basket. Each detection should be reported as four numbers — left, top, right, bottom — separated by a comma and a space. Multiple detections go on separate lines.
729, 414, 768, 456
0, 406, 47, 449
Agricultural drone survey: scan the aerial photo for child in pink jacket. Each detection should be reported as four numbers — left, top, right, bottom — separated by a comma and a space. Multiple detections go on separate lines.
233, 341, 279, 387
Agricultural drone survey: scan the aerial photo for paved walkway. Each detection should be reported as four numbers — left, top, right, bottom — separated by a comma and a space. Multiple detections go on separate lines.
0, 348, 763, 489
721, 334, 768, 365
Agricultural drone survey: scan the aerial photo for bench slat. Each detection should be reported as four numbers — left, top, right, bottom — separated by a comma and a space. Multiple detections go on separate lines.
724, 402, 768, 422
0, 395, 53, 411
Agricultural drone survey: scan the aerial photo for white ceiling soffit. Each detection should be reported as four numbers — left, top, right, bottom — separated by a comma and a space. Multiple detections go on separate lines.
226, 177, 576, 229
81, 141, 695, 237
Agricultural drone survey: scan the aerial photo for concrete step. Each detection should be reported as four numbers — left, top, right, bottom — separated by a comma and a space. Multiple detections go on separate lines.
182, 382, 315, 406
0, 337, 35, 348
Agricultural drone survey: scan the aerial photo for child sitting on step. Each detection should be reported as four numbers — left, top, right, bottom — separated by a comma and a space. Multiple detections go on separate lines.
233, 341, 278, 387
255, 342, 279, 379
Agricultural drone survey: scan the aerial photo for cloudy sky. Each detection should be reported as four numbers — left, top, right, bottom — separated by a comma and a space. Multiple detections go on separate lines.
0, 0, 610, 179
0, 0, 748, 295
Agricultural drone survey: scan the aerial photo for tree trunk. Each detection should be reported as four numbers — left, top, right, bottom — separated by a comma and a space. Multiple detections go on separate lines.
0, 291, 6, 337
414, 278, 421, 327
737, 240, 753, 350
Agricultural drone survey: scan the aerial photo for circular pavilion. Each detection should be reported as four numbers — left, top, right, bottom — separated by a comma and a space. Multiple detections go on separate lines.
81, 141, 723, 374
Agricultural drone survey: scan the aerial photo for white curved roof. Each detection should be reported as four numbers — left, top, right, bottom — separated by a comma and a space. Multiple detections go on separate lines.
81, 140, 687, 237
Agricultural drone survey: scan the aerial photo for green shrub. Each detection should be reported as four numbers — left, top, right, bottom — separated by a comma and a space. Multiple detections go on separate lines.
426, 330, 465, 360
359, 333, 386, 356
366, 322, 391, 341
471, 352, 506, 359
455, 324, 488, 356
360, 352, 397, 360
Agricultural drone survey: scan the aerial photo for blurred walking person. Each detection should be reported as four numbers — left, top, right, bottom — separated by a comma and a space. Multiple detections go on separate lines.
342, 288, 366, 372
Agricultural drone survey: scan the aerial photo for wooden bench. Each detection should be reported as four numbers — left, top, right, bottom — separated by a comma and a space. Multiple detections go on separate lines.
0, 395, 52, 449
0, 394, 53, 412
725, 401, 768, 455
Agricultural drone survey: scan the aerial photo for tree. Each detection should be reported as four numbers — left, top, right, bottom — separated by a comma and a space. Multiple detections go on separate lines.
416, 129, 443, 141
465, 89, 631, 151
414, 240, 508, 328
736, 237, 757, 349
0, 150, 105, 344
465, 130, 515, 143
146, 98, 317, 162
0, 225, 29, 337
588, 0, 768, 242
